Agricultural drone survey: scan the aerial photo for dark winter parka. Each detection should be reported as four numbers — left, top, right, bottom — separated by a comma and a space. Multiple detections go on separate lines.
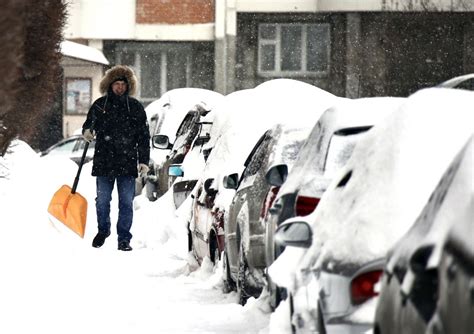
82, 65, 150, 177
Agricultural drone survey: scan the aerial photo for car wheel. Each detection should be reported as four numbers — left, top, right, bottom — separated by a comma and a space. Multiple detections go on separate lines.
268, 274, 286, 310
134, 177, 144, 197
145, 180, 158, 202
237, 244, 252, 306
317, 303, 326, 334
222, 249, 236, 293
210, 236, 220, 265
187, 224, 192, 252
289, 292, 296, 334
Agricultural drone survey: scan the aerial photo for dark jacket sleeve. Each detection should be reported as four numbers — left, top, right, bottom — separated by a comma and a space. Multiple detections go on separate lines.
82, 98, 102, 133
136, 102, 150, 165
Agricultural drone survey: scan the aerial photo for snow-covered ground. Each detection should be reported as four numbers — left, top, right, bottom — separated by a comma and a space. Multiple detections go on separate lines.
0, 140, 289, 334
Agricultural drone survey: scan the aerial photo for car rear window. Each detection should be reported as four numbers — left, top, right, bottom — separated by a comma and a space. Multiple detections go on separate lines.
324, 126, 371, 177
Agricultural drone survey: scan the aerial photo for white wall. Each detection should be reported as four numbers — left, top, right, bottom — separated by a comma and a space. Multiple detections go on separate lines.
61, 57, 105, 137
134, 23, 215, 41
64, 0, 216, 41
64, 0, 136, 39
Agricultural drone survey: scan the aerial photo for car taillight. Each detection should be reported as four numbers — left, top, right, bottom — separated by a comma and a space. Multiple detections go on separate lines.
260, 186, 280, 219
295, 196, 320, 216
184, 144, 191, 156
350, 270, 383, 305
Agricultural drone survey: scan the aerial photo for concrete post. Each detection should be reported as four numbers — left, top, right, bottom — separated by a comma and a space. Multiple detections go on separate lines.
214, 0, 236, 94
464, 20, 474, 73
345, 13, 362, 98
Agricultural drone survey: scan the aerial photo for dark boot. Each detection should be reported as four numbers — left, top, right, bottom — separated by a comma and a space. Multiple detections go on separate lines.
118, 240, 132, 251
92, 231, 110, 248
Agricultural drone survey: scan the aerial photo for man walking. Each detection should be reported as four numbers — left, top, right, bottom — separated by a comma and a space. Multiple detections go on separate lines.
82, 65, 150, 251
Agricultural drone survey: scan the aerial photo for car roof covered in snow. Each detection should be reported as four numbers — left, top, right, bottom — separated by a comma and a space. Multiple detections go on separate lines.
200, 80, 341, 211
277, 96, 406, 199
145, 88, 224, 142
386, 135, 474, 274
270, 88, 474, 287
305, 88, 474, 270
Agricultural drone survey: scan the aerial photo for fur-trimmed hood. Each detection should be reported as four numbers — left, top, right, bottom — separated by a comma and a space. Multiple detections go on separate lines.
100, 65, 137, 96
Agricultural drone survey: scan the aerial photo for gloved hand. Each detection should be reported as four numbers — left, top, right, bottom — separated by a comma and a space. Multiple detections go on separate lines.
138, 163, 149, 176
83, 129, 95, 143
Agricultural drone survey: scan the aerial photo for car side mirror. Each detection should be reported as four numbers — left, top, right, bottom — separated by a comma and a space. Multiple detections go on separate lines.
223, 173, 239, 190
152, 134, 173, 149
168, 164, 184, 177
274, 220, 312, 248
265, 164, 288, 187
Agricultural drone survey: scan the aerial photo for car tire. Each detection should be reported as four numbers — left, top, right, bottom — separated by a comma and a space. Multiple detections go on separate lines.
209, 236, 220, 265
289, 292, 296, 334
222, 249, 236, 293
268, 275, 286, 310
145, 180, 158, 201
187, 224, 192, 252
317, 303, 326, 334
237, 244, 252, 306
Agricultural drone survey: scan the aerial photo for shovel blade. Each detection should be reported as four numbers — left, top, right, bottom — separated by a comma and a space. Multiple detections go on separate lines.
48, 185, 88, 238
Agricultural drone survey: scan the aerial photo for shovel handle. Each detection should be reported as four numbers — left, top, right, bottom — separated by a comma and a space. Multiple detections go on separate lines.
71, 141, 90, 194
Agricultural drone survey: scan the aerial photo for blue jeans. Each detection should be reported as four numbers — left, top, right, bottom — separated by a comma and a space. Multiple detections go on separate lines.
96, 176, 135, 243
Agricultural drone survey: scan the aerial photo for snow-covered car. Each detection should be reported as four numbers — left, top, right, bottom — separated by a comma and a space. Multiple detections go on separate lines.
40, 134, 146, 196
144, 88, 223, 201
374, 135, 474, 334
40, 134, 95, 165
190, 89, 261, 268
223, 124, 313, 305
153, 102, 218, 205
190, 79, 339, 272
270, 88, 474, 334
437, 72, 474, 90
263, 96, 406, 309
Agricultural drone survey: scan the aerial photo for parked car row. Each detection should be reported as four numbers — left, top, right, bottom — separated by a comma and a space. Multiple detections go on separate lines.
147, 78, 472, 333
140, 76, 472, 333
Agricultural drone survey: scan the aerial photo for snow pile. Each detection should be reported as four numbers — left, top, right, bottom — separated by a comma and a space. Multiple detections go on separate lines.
0, 140, 273, 334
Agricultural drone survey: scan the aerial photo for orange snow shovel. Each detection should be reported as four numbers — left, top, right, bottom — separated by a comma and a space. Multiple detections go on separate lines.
48, 141, 90, 238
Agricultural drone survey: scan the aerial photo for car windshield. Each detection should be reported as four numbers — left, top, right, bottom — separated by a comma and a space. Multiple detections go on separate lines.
47, 140, 77, 155
324, 129, 369, 178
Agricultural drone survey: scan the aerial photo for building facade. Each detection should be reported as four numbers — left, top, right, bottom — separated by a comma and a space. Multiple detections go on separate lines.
60, 40, 109, 137
64, 0, 474, 104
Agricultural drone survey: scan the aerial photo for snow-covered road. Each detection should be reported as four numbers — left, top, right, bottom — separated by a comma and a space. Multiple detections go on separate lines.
0, 141, 291, 333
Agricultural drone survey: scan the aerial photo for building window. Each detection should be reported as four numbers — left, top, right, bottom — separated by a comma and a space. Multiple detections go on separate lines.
65, 78, 91, 114
116, 43, 192, 104
258, 23, 330, 76
141, 52, 162, 99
